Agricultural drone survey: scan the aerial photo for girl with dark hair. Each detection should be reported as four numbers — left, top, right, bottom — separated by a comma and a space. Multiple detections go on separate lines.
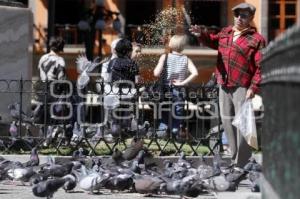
38, 36, 66, 81
107, 38, 139, 136
109, 38, 138, 83
35, 36, 68, 131
49, 37, 65, 53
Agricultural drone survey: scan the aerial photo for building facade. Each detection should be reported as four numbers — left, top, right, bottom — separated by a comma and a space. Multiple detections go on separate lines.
13, 0, 300, 82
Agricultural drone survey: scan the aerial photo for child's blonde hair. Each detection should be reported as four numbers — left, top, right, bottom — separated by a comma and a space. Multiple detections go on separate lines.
168, 35, 187, 52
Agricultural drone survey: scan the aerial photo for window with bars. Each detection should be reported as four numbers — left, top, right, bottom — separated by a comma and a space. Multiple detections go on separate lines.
269, 0, 298, 41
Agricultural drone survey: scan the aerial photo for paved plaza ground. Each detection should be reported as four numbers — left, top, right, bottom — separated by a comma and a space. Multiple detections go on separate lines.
0, 181, 260, 199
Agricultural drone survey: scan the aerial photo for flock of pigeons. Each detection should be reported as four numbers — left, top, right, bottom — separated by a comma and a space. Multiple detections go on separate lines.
0, 137, 262, 199
4, 102, 153, 151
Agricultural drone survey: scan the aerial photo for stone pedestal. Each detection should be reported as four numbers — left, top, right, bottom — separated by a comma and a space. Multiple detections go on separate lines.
0, 6, 33, 124
261, 25, 300, 199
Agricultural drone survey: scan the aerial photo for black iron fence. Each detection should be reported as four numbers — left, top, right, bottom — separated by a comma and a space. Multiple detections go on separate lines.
0, 79, 221, 156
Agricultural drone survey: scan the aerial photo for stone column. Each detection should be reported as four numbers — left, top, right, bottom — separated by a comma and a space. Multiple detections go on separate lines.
261, 25, 300, 199
0, 6, 33, 124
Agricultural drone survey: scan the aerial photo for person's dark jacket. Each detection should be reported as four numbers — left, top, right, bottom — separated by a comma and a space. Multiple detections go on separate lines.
109, 57, 139, 83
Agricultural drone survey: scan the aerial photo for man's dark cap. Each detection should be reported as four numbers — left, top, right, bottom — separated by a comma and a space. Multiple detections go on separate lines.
232, 3, 256, 15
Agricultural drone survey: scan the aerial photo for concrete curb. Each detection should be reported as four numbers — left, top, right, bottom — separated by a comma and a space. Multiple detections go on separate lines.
1, 153, 261, 166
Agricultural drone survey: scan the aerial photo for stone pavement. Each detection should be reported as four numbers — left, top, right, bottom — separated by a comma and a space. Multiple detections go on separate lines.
0, 182, 260, 199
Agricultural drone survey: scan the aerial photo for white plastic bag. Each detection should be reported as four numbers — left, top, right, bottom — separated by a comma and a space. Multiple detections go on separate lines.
232, 99, 258, 149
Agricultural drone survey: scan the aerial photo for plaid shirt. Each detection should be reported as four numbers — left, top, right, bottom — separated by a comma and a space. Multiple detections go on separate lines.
199, 26, 266, 93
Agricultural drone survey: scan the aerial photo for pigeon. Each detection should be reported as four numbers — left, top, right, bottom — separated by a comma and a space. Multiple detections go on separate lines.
79, 173, 110, 194
0, 156, 5, 162
111, 123, 121, 136
177, 124, 192, 141
203, 175, 230, 192
25, 124, 34, 137
76, 54, 101, 89
178, 174, 203, 197
7, 166, 36, 185
248, 171, 261, 192
23, 147, 39, 167
130, 114, 138, 132
112, 148, 124, 165
243, 157, 262, 172
7, 138, 33, 151
29, 173, 48, 185
129, 160, 141, 174
43, 126, 54, 147
32, 177, 67, 198
64, 124, 73, 145
72, 122, 81, 136
181, 179, 206, 198
122, 137, 144, 161
137, 121, 150, 137
0, 159, 23, 171
197, 164, 214, 179
40, 161, 79, 178
71, 122, 83, 143
224, 167, 247, 190
91, 158, 102, 172
76, 54, 100, 73
38, 126, 44, 138
104, 173, 134, 192
161, 178, 181, 195
9, 121, 18, 138
73, 165, 110, 194
8, 102, 33, 124
164, 174, 204, 197
91, 126, 103, 141
133, 175, 165, 195
212, 153, 223, 176
72, 147, 86, 160
171, 165, 189, 180
161, 160, 175, 178
132, 149, 146, 165
177, 151, 192, 168
146, 126, 155, 138
0, 139, 6, 150
62, 174, 77, 192
31, 103, 42, 117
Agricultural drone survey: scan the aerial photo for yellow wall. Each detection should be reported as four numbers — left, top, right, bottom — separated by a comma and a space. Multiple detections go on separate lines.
31, 0, 48, 52
102, 0, 120, 44
298, 0, 300, 26
228, 0, 262, 33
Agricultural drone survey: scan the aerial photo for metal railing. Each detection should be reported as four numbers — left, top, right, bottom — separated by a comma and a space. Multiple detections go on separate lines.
53, 23, 219, 47
0, 79, 221, 156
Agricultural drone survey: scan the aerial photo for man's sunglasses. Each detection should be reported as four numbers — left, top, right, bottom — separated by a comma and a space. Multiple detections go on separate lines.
234, 12, 251, 19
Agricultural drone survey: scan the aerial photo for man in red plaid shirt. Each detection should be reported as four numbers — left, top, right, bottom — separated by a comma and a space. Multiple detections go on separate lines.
190, 3, 266, 168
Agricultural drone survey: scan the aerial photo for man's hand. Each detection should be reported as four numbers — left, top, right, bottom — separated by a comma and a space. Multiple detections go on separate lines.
189, 25, 204, 37
246, 89, 255, 99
